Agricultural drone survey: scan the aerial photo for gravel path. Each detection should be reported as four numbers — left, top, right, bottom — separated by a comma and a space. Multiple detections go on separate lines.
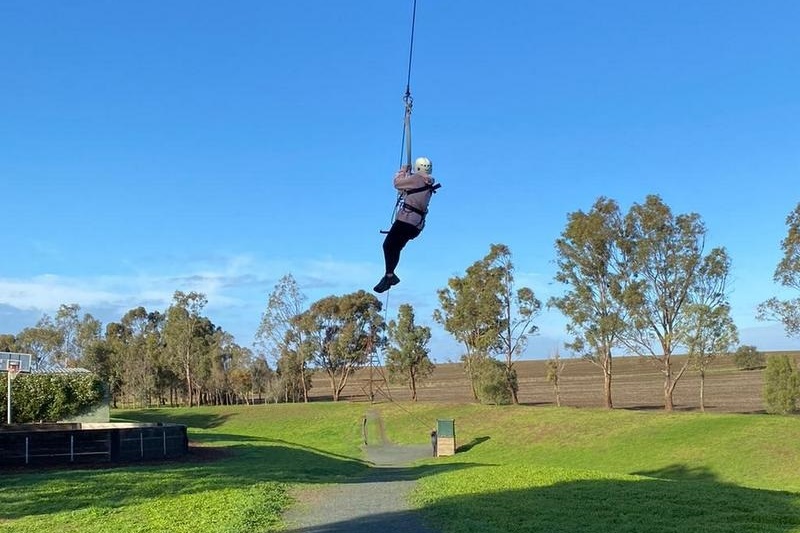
282, 444, 438, 533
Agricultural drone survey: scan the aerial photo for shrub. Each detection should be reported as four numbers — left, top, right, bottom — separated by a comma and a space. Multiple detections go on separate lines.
0, 373, 105, 423
733, 345, 766, 370
474, 358, 512, 405
763, 355, 799, 414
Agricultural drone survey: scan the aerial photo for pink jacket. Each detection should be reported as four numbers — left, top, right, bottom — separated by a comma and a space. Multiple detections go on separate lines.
393, 168, 437, 229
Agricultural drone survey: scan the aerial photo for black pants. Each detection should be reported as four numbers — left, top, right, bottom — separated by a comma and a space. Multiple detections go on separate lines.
383, 220, 421, 274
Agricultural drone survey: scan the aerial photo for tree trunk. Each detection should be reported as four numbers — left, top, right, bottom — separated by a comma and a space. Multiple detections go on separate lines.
301, 365, 309, 403
410, 370, 417, 401
336, 368, 354, 401
663, 370, 674, 411
665, 357, 691, 412
663, 356, 674, 411
184, 362, 193, 407
699, 369, 706, 413
328, 372, 339, 402
463, 353, 479, 400
603, 354, 613, 409
553, 378, 561, 407
509, 366, 519, 405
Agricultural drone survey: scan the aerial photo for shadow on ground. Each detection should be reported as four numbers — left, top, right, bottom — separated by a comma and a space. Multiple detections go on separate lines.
283, 465, 800, 533
113, 408, 231, 429
282, 510, 436, 533
456, 436, 490, 453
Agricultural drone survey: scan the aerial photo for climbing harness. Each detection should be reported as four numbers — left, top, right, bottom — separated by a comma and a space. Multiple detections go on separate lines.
381, 181, 442, 233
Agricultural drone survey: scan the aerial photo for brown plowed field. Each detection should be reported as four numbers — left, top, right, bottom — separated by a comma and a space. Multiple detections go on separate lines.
308, 352, 800, 413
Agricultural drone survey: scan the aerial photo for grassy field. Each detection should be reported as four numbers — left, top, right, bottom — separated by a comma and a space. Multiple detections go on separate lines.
1, 402, 800, 532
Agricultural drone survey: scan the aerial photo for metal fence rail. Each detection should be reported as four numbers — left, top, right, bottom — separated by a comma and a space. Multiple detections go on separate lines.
0, 423, 188, 466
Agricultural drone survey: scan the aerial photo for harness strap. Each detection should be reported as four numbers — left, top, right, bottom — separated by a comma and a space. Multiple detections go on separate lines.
404, 182, 442, 195
400, 182, 442, 217
401, 202, 428, 217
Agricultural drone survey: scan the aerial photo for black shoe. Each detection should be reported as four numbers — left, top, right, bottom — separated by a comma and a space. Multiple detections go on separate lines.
373, 274, 400, 293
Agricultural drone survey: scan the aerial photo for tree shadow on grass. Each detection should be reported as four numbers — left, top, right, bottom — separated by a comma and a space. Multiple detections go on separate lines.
420, 469, 800, 533
281, 467, 800, 533
0, 434, 484, 521
632, 463, 718, 482
112, 408, 231, 429
456, 436, 490, 453
283, 509, 437, 533
624, 404, 697, 413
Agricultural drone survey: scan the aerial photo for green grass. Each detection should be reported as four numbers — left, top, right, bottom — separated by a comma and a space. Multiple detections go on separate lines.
409, 405, 800, 533
1, 402, 800, 532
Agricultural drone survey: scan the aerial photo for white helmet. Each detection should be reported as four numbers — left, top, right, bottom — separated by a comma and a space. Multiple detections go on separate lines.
414, 156, 432, 174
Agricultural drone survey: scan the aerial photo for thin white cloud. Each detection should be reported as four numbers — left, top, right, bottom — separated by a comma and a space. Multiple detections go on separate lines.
0, 253, 383, 334
0, 275, 121, 311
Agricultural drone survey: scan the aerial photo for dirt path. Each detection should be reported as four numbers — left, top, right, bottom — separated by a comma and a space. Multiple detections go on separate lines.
282, 444, 438, 533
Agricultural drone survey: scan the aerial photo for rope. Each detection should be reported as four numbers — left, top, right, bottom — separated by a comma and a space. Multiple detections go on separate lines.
398, 0, 418, 168
387, 0, 419, 231
383, 287, 392, 325
405, 0, 417, 97
372, 288, 432, 431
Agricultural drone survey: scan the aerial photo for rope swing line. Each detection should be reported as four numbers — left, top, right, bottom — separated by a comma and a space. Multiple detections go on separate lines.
385, 0, 419, 232
370, 269, 431, 432
400, 0, 417, 169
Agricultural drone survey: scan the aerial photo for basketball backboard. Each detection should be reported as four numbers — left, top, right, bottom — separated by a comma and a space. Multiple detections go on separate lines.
0, 352, 32, 373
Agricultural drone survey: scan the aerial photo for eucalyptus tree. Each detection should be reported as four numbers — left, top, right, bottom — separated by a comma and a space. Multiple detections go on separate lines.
255, 274, 309, 401
208, 330, 254, 405
163, 291, 209, 407
17, 315, 62, 370
619, 195, 732, 411
54, 304, 103, 368
758, 202, 800, 337
549, 198, 627, 408
53, 304, 81, 367
683, 249, 739, 411
486, 244, 541, 404
435, 244, 538, 402
386, 303, 434, 401
249, 356, 274, 403
763, 354, 799, 414
276, 329, 313, 402
104, 307, 165, 407
207, 328, 234, 405
434, 248, 505, 400
0, 334, 19, 352
189, 316, 219, 405
81, 335, 120, 405
275, 338, 306, 402
545, 348, 567, 407
295, 290, 384, 401
101, 321, 128, 407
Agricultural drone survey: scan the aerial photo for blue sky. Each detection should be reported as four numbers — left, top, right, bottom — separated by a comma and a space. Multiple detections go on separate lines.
1, 1, 799, 362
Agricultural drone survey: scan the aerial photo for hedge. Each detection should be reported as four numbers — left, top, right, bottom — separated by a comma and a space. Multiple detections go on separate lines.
0, 373, 105, 423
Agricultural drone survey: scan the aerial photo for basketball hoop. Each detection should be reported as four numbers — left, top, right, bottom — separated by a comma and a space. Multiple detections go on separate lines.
7, 361, 20, 381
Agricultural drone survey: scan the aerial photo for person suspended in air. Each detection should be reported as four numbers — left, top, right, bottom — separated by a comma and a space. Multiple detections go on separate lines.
373, 156, 440, 293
